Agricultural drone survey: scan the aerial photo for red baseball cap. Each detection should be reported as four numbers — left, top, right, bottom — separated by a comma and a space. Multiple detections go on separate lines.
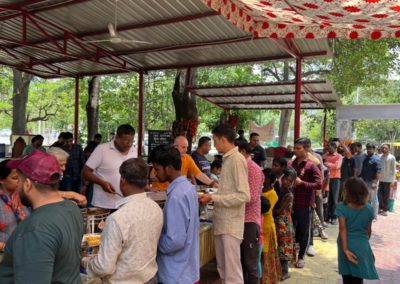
7, 150, 62, 185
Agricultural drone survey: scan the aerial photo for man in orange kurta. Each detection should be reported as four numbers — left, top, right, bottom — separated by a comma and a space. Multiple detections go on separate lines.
151, 136, 217, 191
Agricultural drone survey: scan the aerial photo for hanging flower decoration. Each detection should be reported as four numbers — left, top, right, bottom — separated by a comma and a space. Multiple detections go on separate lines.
228, 115, 238, 129
203, 0, 400, 39
172, 119, 199, 138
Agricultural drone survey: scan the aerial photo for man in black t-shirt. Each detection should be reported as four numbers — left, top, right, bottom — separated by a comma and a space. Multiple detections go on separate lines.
234, 129, 248, 144
249, 132, 267, 167
0, 151, 84, 284
191, 137, 212, 180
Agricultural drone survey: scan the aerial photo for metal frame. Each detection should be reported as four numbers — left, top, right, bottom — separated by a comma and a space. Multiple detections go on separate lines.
138, 72, 144, 157
74, 77, 79, 144
0, 1, 333, 148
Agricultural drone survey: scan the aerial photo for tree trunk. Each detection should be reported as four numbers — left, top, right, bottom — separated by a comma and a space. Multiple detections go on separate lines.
86, 76, 100, 142
171, 69, 198, 152
278, 61, 292, 146
12, 69, 33, 134
278, 109, 292, 146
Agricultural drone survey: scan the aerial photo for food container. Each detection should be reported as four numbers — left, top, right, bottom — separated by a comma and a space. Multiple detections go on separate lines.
81, 233, 101, 257
81, 208, 110, 234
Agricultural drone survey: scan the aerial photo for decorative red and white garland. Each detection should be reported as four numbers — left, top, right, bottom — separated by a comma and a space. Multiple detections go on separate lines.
203, 0, 400, 39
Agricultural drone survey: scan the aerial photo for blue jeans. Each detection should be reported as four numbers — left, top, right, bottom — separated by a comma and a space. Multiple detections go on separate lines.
328, 178, 340, 221
366, 181, 379, 219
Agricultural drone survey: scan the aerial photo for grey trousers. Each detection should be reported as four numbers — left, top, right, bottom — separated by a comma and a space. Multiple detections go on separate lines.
215, 234, 244, 284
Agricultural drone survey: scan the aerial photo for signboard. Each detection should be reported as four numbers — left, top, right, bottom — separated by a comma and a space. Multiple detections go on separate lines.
148, 130, 172, 154
249, 121, 275, 141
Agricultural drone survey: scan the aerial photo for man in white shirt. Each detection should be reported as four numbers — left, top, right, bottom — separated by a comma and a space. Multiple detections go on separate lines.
82, 124, 137, 209
378, 143, 396, 216
82, 158, 163, 284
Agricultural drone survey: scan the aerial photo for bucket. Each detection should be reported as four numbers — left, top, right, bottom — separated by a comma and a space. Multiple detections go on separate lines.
0, 144, 5, 158
389, 198, 395, 213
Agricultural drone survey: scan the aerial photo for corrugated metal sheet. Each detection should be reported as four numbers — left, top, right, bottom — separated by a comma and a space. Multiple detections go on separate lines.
189, 80, 339, 110
0, 0, 332, 78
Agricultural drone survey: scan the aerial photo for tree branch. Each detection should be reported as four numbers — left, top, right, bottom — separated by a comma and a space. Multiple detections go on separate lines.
0, 109, 12, 117
263, 67, 281, 81
27, 108, 57, 122
288, 66, 330, 78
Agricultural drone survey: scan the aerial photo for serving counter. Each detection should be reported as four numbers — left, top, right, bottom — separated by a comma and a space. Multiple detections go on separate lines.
80, 191, 216, 283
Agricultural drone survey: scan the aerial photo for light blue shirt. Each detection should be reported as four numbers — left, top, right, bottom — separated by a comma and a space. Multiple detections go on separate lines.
157, 176, 199, 284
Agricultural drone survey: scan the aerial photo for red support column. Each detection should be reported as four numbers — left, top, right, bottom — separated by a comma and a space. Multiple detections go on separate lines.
294, 58, 302, 141
138, 72, 144, 157
74, 77, 79, 144
323, 109, 327, 147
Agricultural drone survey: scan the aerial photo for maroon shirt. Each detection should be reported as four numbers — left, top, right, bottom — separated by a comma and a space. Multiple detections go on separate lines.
289, 158, 322, 210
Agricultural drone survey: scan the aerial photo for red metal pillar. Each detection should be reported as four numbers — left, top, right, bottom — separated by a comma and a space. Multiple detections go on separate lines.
74, 77, 79, 144
138, 72, 144, 157
294, 58, 302, 141
323, 109, 327, 147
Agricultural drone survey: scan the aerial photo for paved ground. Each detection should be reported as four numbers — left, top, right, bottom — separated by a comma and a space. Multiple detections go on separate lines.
201, 195, 400, 284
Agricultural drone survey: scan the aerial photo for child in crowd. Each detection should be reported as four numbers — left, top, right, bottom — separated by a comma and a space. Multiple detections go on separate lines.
389, 180, 397, 212
271, 157, 287, 195
273, 167, 296, 281
209, 160, 222, 181
336, 177, 379, 284
261, 168, 281, 284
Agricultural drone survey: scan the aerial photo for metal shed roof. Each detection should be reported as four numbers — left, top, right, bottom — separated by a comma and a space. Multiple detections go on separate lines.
188, 80, 339, 110
0, 0, 332, 78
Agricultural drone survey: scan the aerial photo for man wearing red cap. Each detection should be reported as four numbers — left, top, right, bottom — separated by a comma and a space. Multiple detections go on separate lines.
0, 150, 84, 284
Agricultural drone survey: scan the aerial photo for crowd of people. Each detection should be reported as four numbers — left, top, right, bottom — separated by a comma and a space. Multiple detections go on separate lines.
0, 122, 397, 283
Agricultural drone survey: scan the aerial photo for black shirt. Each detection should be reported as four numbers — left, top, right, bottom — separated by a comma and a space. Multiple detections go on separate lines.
191, 151, 211, 176
341, 156, 355, 180
251, 144, 267, 166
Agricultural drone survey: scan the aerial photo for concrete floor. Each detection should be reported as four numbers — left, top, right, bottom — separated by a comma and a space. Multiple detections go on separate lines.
200, 196, 400, 284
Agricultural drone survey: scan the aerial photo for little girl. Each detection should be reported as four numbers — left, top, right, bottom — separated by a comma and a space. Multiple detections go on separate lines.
273, 167, 296, 281
336, 177, 379, 284
271, 157, 287, 195
261, 168, 281, 284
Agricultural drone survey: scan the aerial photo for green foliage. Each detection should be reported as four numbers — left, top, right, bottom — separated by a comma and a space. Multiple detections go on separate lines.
144, 71, 176, 130
354, 119, 399, 143
350, 81, 400, 142
95, 74, 138, 138
197, 65, 261, 85
307, 39, 400, 143
330, 39, 398, 97
196, 65, 278, 134
0, 67, 13, 129
302, 110, 335, 146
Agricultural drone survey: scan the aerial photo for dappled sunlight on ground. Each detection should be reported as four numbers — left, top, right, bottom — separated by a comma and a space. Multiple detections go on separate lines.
201, 196, 400, 284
